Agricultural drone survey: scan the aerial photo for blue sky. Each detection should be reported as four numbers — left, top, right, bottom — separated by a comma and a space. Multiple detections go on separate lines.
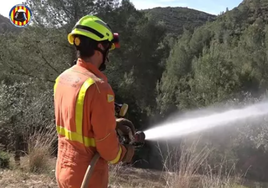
0, 0, 243, 18
130, 0, 243, 15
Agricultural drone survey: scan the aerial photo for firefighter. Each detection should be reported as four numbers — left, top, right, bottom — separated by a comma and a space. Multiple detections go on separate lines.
53, 15, 136, 188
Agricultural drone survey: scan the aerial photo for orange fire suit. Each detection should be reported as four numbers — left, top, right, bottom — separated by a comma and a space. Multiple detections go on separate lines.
53, 58, 128, 188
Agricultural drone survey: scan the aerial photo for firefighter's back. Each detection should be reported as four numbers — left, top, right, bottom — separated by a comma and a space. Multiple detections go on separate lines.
54, 64, 109, 188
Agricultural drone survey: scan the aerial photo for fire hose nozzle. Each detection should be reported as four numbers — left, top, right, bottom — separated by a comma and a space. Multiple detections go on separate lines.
134, 131, 146, 144
118, 131, 145, 146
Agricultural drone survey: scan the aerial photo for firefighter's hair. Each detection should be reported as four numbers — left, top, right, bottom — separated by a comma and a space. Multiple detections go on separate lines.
73, 35, 98, 59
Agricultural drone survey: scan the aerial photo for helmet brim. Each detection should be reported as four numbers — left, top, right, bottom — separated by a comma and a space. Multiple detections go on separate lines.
68, 31, 121, 51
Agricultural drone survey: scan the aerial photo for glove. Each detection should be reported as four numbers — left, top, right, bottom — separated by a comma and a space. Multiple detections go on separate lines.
122, 144, 135, 163
116, 118, 136, 143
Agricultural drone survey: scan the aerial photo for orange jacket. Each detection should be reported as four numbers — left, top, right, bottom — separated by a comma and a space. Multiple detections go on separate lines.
54, 58, 127, 188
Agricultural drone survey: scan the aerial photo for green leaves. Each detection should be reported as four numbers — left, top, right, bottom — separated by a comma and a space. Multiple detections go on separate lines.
2, 0, 268, 176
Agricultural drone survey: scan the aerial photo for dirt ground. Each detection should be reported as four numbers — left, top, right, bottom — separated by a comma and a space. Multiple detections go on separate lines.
1, 157, 268, 188
0, 169, 57, 188
0, 167, 166, 188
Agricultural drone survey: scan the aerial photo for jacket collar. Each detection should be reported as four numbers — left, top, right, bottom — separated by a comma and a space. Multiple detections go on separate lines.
76, 58, 108, 82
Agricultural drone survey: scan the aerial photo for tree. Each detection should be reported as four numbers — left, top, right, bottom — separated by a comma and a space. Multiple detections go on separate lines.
25, 0, 119, 29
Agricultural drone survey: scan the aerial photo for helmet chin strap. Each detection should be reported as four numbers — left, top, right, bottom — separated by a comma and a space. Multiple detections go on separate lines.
99, 59, 106, 71
95, 45, 110, 72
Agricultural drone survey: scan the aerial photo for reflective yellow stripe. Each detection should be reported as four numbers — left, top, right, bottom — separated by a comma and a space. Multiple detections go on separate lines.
54, 77, 59, 94
109, 146, 122, 164
55, 75, 123, 161
75, 78, 95, 135
56, 125, 96, 147
54, 77, 96, 147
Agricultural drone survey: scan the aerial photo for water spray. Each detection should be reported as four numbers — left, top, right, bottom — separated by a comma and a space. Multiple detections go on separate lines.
144, 100, 268, 141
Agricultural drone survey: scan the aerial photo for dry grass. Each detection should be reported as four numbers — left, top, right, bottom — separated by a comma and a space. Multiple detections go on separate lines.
0, 168, 57, 188
25, 124, 57, 174
152, 137, 259, 188
155, 137, 212, 188
0, 157, 268, 188
1, 130, 268, 188
109, 164, 166, 188
200, 156, 239, 188
0, 125, 58, 188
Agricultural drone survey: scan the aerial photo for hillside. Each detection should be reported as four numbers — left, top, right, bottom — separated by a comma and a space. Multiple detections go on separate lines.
144, 7, 217, 35
158, 0, 268, 113
217, 0, 268, 30
0, 15, 17, 33
2, 0, 268, 186
0, 6, 216, 36
157, 0, 268, 180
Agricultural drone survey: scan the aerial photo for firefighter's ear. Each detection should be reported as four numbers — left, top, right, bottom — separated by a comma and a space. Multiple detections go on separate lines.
97, 43, 105, 51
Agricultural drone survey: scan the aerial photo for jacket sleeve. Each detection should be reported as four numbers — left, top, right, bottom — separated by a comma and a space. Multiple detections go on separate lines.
90, 82, 127, 164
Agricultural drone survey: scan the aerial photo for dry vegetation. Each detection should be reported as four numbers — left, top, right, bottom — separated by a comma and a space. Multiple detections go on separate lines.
2, 0, 268, 187
1, 129, 268, 188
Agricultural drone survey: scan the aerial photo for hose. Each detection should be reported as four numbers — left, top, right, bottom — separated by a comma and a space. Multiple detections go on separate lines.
80, 153, 100, 188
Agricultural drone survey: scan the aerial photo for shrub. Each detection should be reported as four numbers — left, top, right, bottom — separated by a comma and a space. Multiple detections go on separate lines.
0, 151, 10, 169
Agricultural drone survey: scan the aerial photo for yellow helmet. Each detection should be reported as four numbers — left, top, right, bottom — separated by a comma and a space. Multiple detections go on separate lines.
68, 15, 120, 50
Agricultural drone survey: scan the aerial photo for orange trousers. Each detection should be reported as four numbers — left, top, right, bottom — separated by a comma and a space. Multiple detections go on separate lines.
55, 141, 109, 188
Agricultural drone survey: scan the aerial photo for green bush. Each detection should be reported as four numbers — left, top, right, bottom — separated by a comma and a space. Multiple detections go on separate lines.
0, 151, 10, 169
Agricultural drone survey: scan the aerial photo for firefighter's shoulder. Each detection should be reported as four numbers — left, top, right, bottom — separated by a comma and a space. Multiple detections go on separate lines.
90, 75, 113, 94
